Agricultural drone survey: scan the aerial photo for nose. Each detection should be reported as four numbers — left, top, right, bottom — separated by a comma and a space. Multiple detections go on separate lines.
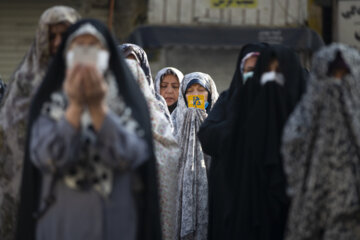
165, 86, 173, 94
53, 34, 62, 51
192, 90, 199, 95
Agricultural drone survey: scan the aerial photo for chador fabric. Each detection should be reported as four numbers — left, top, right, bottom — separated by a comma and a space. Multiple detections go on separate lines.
0, 6, 80, 240
119, 44, 172, 127
155, 67, 184, 114
218, 45, 306, 240
126, 59, 181, 240
119, 43, 154, 90
282, 43, 360, 240
16, 19, 161, 240
197, 43, 268, 240
0, 77, 6, 102
172, 72, 219, 240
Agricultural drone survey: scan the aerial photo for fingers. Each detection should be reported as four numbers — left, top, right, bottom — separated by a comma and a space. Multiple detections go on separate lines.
81, 65, 107, 106
64, 64, 85, 105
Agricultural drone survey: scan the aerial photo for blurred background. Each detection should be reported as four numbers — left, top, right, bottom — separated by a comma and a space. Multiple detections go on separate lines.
0, 0, 357, 92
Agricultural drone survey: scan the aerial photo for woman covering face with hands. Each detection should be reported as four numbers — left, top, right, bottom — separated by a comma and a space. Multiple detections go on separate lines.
63, 31, 110, 130
16, 19, 161, 240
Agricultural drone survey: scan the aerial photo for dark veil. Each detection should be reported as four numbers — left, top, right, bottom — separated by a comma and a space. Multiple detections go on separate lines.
198, 43, 268, 240
16, 19, 161, 240
225, 45, 306, 240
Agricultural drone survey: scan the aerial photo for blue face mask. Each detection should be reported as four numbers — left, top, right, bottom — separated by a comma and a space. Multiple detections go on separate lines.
205, 101, 209, 109
242, 71, 254, 84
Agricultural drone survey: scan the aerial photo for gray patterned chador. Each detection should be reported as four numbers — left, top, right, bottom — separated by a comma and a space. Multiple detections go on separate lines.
172, 72, 219, 240
282, 43, 360, 240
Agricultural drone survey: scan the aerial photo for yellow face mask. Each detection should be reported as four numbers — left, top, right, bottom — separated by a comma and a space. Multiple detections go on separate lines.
187, 95, 205, 109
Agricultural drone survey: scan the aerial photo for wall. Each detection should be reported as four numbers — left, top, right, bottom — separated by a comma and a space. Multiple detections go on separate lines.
0, 0, 108, 82
147, 0, 308, 27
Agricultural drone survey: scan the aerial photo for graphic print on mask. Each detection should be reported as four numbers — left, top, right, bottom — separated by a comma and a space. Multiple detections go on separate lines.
66, 46, 109, 74
187, 95, 205, 109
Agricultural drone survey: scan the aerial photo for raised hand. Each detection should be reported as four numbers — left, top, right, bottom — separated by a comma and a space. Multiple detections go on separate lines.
63, 64, 85, 129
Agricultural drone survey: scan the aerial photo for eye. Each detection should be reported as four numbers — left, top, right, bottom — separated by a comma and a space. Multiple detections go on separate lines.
172, 84, 179, 89
198, 87, 206, 92
160, 84, 168, 88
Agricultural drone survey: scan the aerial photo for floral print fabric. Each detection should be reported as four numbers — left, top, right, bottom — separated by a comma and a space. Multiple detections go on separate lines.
126, 60, 181, 240
0, 6, 80, 239
172, 72, 219, 240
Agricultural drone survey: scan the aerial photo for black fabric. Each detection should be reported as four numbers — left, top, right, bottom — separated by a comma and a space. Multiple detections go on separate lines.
230, 45, 306, 240
198, 43, 267, 240
203, 44, 307, 240
16, 19, 161, 240
0, 77, 6, 102
168, 101, 177, 114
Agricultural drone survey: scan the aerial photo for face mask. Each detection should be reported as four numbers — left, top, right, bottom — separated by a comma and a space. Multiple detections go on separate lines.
260, 71, 285, 86
66, 46, 110, 75
205, 101, 209, 109
242, 71, 254, 84
96, 50, 110, 74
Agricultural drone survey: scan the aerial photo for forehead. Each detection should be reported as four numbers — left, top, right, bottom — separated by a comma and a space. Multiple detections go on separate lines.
188, 83, 204, 88
244, 55, 258, 65
49, 22, 69, 33
70, 34, 102, 45
162, 74, 179, 83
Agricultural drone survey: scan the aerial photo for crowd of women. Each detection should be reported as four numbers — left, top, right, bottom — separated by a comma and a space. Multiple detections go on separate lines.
0, 4, 360, 240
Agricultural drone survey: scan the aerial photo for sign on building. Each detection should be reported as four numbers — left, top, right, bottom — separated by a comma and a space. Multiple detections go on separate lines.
210, 0, 258, 8
338, 0, 360, 49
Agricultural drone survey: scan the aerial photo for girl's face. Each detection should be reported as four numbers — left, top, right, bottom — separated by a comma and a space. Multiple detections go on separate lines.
160, 74, 180, 106
185, 83, 209, 102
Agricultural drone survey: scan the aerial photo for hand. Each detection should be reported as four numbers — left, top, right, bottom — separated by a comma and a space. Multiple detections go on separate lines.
82, 65, 108, 108
64, 64, 85, 107
64, 64, 85, 129
82, 65, 108, 131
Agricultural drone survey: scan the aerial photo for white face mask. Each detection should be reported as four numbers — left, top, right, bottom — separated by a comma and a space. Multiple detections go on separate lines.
242, 71, 254, 84
66, 46, 110, 74
260, 71, 285, 86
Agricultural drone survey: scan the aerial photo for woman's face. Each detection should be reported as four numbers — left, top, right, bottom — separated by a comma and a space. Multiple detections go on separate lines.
243, 56, 258, 73
160, 74, 180, 106
66, 33, 109, 75
185, 83, 209, 102
49, 22, 70, 56
332, 68, 349, 79
267, 58, 280, 72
